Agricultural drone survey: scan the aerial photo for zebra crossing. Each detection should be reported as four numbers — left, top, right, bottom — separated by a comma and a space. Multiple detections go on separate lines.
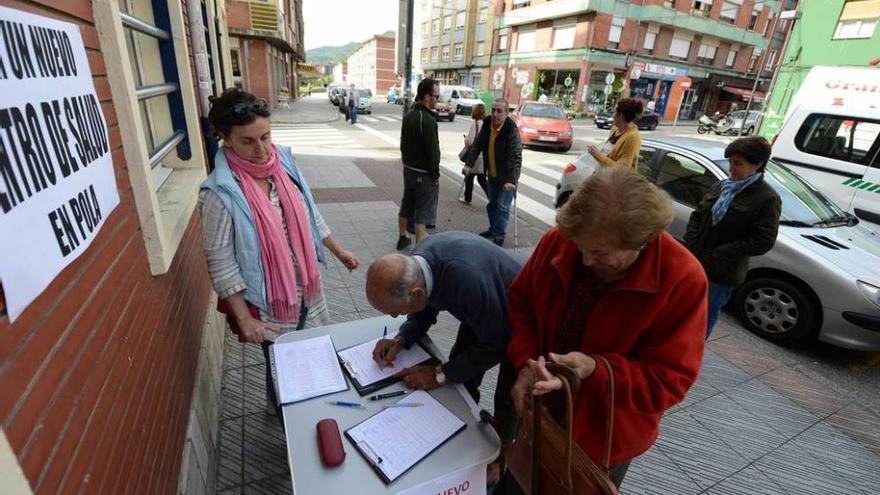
356, 114, 402, 123
271, 123, 368, 157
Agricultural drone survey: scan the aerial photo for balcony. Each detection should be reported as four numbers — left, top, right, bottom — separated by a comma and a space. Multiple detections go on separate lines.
227, 0, 297, 54
500, 0, 594, 27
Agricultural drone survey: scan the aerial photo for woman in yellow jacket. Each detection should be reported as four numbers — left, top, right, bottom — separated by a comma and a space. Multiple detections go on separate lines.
587, 98, 644, 170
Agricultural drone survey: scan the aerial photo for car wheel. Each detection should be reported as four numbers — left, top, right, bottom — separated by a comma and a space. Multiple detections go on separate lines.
560, 144, 572, 152
735, 277, 820, 346
697, 126, 708, 134
449, 114, 455, 122
746, 126, 755, 136
650, 121, 658, 130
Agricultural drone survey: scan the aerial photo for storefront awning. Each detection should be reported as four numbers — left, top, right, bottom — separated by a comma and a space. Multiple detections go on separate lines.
722, 86, 766, 102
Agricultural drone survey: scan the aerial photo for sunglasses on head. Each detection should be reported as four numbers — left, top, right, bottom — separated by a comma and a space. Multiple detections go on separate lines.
221, 99, 269, 118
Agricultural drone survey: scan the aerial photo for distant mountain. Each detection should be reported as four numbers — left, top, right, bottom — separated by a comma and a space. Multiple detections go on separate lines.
306, 42, 360, 65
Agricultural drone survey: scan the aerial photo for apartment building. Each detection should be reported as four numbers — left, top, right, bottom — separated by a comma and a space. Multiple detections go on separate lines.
420, 0, 496, 90
489, 0, 786, 120
760, 0, 880, 137
346, 32, 398, 94
226, 0, 305, 107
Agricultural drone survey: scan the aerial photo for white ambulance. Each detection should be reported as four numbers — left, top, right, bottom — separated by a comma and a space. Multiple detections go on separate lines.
770, 66, 880, 231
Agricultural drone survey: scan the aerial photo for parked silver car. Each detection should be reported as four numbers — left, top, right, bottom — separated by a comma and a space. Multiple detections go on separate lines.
554, 136, 880, 351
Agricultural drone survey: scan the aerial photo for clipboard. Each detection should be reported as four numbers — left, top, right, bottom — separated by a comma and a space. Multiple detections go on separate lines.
344, 391, 467, 484
337, 339, 439, 396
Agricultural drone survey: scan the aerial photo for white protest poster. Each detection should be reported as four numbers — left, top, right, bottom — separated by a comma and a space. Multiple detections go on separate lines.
0, 6, 119, 322
396, 464, 486, 495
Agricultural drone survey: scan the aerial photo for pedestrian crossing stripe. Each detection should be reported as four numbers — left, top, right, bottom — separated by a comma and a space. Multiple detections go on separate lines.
842, 177, 880, 194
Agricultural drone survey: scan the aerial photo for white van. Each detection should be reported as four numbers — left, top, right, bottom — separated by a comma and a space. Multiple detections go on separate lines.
439, 85, 485, 116
770, 66, 880, 231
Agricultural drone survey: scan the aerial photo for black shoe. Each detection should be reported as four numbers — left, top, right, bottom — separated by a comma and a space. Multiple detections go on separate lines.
494, 238, 505, 247
396, 235, 412, 250
479, 230, 493, 238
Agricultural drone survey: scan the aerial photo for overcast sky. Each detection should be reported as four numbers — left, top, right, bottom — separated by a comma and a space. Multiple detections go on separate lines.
303, 0, 402, 50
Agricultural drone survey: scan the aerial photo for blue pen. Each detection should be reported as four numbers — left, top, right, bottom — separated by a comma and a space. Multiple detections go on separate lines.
327, 400, 365, 409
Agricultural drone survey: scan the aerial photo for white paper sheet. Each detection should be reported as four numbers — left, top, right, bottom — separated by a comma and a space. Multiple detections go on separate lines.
272, 335, 347, 404
338, 337, 432, 387
347, 391, 465, 482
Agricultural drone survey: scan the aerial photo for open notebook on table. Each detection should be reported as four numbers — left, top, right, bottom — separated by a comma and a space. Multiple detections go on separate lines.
337, 337, 438, 396
345, 390, 466, 484
270, 334, 348, 405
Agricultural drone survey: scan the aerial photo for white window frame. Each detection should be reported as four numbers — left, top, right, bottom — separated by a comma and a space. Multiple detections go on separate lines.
608, 16, 625, 47
479, 8, 488, 23
669, 36, 691, 59
454, 43, 463, 60
726, 48, 738, 67
477, 41, 486, 56
443, 15, 452, 33
431, 46, 438, 61
95, 0, 207, 275
720, 0, 740, 23
498, 33, 508, 52
553, 23, 576, 49
456, 12, 466, 31
442, 46, 450, 61
697, 43, 716, 64
421, 48, 428, 63
834, 19, 878, 39
517, 27, 536, 52
432, 19, 439, 34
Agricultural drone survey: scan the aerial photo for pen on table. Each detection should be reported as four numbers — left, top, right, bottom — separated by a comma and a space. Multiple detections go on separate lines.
383, 402, 424, 408
368, 390, 408, 401
326, 400, 365, 409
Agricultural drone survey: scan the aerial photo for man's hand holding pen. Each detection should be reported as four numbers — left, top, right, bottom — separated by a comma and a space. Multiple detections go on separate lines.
372, 336, 405, 367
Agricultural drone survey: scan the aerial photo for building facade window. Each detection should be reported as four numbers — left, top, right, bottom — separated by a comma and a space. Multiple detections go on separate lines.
748, 48, 762, 71
608, 16, 625, 49
442, 46, 450, 61
691, 0, 711, 17
443, 15, 451, 33
663, 0, 677, 8
432, 19, 439, 34
479, 8, 488, 23
643, 26, 658, 54
512, 0, 531, 10
498, 33, 508, 52
720, 1, 740, 24
454, 43, 463, 60
477, 41, 485, 56
553, 24, 576, 49
726, 48, 738, 67
834, 0, 880, 39
456, 12, 466, 31
421, 48, 428, 63
749, 5, 760, 30
669, 36, 691, 59
697, 44, 716, 65
517, 28, 536, 52
431, 46, 438, 61
423, 21, 429, 37
764, 49, 777, 71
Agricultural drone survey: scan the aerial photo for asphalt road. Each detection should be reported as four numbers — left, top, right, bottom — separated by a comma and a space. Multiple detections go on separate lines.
312, 95, 880, 417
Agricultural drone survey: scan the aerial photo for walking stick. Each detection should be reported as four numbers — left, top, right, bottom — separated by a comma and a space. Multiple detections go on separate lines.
441, 173, 468, 231
513, 191, 518, 252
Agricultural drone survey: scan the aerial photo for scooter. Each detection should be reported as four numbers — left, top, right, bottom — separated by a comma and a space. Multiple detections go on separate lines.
697, 112, 736, 135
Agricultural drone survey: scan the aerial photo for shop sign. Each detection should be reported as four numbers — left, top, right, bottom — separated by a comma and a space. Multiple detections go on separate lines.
632, 61, 687, 77
516, 70, 529, 85
564, 76, 573, 87
605, 73, 615, 85
493, 68, 505, 89
679, 77, 693, 90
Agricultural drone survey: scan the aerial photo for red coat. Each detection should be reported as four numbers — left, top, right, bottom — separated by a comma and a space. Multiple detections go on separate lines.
508, 228, 707, 466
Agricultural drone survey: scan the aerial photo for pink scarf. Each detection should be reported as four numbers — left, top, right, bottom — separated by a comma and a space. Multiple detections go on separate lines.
225, 145, 320, 323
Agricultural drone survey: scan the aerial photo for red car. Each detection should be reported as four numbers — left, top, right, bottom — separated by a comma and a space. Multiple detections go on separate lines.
511, 101, 573, 152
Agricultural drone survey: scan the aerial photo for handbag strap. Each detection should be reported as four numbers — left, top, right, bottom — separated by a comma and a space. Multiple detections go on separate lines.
593, 355, 615, 471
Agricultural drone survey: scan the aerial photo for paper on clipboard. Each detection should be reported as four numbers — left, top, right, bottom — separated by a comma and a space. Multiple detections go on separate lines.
338, 337, 432, 387
346, 391, 466, 483
272, 335, 347, 404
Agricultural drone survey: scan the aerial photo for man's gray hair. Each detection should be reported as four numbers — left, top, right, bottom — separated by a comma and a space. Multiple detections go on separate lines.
493, 98, 510, 112
389, 256, 422, 303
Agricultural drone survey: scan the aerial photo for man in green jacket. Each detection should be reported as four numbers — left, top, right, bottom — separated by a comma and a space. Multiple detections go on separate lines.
397, 78, 441, 250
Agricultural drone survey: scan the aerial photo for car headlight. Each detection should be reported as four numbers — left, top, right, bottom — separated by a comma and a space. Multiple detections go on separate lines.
857, 281, 880, 308
560, 130, 572, 137
523, 127, 537, 133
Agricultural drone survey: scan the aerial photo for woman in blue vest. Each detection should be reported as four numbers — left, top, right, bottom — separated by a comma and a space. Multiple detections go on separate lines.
199, 88, 360, 416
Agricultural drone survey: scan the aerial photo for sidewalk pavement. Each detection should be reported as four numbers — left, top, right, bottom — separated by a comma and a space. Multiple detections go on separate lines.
271, 94, 340, 125
213, 115, 880, 495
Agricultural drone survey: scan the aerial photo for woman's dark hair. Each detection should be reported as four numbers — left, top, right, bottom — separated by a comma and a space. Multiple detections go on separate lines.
208, 88, 271, 139
472, 102, 486, 120
615, 98, 644, 123
416, 77, 439, 101
725, 136, 772, 171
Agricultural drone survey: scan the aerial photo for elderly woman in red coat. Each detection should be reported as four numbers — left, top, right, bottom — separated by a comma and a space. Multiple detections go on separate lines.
504, 166, 708, 491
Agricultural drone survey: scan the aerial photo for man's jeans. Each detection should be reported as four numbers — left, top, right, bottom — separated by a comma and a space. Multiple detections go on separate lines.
348, 104, 357, 124
707, 282, 735, 337
486, 177, 515, 243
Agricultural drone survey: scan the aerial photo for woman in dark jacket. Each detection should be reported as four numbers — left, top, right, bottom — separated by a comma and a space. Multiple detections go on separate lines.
684, 136, 782, 336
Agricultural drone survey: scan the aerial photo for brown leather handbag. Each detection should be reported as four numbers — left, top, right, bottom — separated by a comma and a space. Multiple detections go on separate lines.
505, 356, 619, 495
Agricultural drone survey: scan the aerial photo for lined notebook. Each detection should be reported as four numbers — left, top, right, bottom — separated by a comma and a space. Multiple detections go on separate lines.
345, 390, 466, 484
337, 337, 437, 396
271, 335, 348, 404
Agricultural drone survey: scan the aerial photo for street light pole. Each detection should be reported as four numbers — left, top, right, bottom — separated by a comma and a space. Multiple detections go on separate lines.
739, 5, 783, 137
401, 0, 414, 115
